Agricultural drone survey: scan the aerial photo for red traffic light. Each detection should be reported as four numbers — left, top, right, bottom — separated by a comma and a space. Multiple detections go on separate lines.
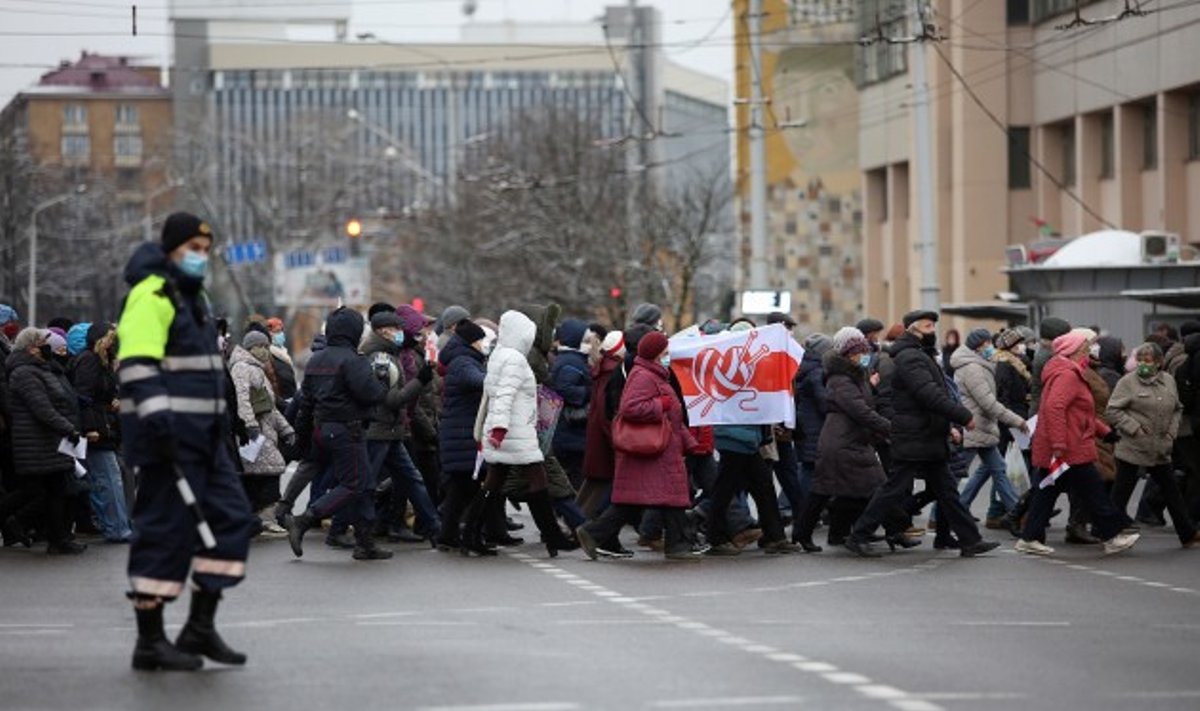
411, 297, 425, 313
610, 287, 622, 299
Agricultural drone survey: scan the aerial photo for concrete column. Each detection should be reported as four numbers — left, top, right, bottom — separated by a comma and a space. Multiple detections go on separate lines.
1159, 91, 1188, 233
890, 161, 912, 321
1113, 103, 1144, 231
1034, 125, 1062, 234
1077, 113, 1103, 234
863, 168, 887, 321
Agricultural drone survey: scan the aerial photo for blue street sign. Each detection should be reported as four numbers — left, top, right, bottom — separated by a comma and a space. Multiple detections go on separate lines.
284, 250, 315, 269
225, 240, 268, 265
321, 246, 347, 264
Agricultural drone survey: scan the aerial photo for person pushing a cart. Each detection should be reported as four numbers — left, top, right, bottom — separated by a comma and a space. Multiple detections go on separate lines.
116, 212, 257, 672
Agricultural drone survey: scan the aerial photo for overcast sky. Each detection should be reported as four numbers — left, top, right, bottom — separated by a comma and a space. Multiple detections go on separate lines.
0, 0, 734, 108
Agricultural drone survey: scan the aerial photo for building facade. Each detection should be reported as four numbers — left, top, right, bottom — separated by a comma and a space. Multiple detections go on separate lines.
858, 0, 1200, 328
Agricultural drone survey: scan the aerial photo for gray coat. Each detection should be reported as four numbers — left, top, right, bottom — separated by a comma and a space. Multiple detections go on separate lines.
1106, 370, 1182, 466
951, 346, 1025, 450
812, 353, 890, 499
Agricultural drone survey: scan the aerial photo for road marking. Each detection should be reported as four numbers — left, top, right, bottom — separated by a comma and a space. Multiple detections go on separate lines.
795, 661, 838, 673
824, 672, 872, 684
889, 700, 942, 711
352, 611, 418, 619
0, 629, 68, 636
538, 601, 598, 608
648, 696, 804, 707
857, 685, 908, 700
952, 621, 1070, 627
0, 623, 74, 629
358, 620, 479, 627
911, 692, 1028, 700
1027, 556, 1199, 597
418, 704, 580, 711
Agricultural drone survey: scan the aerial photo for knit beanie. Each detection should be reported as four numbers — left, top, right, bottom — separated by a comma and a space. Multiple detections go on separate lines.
454, 319, 487, 346
161, 212, 212, 254
1040, 316, 1071, 341
804, 333, 834, 358
396, 304, 431, 339
600, 330, 626, 357
630, 302, 663, 329
1053, 330, 1091, 358
47, 331, 67, 353
437, 305, 471, 336
965, 328, 993, 350
637, 331, 669, 361
832, 327, 869, 356
996, 328, 1025, 351
556, 318, 588, 350
884, 323, 905, 341
243, 331, 269, 349
0, 304, 17, 325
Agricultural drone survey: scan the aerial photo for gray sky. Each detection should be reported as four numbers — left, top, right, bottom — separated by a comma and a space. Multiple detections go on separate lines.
0, 0, 734, 108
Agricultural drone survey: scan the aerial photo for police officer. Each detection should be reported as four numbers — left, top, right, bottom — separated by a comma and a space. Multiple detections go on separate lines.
117, 212, 258, 671
287, 306, 392, 560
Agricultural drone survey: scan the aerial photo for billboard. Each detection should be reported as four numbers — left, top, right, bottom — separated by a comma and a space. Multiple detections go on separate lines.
273, 246, 370, 307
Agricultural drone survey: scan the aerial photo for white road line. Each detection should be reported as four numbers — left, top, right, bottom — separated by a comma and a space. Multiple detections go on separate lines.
794, 661, 838, 673
857, 685, 909, 700
911, 692, 1029, 700
418, 704, 580, 711
889, 700, 943, 711
0, 623, 74, 628
538, 601, 598, 608
352, 611, 419, 619
824, 672, 872, 685
952, 621, 1070, 627
648, 696, 804, 708
0, 629, 68, 636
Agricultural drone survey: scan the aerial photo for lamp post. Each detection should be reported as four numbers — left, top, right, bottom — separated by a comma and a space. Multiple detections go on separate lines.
28, 184, 87, 326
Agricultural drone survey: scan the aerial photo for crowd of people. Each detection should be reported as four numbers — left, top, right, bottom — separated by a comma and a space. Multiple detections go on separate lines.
4, 214, 1200, 671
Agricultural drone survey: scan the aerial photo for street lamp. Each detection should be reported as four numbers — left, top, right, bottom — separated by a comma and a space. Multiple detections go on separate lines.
28, 184, 87, 326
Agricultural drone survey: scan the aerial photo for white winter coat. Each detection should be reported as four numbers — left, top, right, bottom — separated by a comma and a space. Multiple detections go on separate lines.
482, 310, 543, 465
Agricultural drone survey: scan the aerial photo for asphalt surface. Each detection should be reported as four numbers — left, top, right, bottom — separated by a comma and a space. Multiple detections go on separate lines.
2, 497, 1199, 711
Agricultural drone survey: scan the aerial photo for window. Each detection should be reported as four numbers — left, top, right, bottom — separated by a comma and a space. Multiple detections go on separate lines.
62, 103, 87, 126
1008, 126, 1032, 189
1143, 103, 1158, 170
114, 134, 141, 158
115, 104, 138, 126
1189, 94, 1200, 160
855, 1, 908, 87
61, 134, 89, 159
1062, 123, 1076, 187
1032, 0, 1101, 24
1100, 113, 1114, 179
1007, 0, 1030, 25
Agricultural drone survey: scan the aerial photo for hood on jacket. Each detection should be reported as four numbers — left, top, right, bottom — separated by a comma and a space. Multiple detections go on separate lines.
438, 332, 481, 368
1184, 332, 1200, 356
823, 350, 865, 383
1097, 336, 1125, 372
519, 302, 561, 356
227, 345, 264, 371
949, 344, 995, 373
324, 307, 365, 348
361, 329, 398, 357
498, 310, 537, 356
310, 334, 327, 352
556, 318, 588, 350
123, 242, 171, 287
5, 346, 46, 374
85, 322, 109, 349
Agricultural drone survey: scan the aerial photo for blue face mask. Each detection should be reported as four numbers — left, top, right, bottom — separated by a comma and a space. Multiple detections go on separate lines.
178, 250, 208, 280
272, 332, 286, 348
659, 354, 671, 368
981, 346, 996, 360
858, 354, 872, 369
392, 332, 405, 347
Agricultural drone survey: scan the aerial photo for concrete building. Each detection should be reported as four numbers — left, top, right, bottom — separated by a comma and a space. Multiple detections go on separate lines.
857, 0, 1200, 329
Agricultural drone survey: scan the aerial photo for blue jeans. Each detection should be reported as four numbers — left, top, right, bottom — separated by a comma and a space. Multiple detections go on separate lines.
959, 446, 1018, 513
798, 461, 816, 503
367, 439, 440, 535
86, 448, 132, 541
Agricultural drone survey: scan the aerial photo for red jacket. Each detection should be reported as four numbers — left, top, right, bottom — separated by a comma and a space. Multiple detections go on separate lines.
610, 357, 695, 508
688, 426, 715, 456
1032, 355, 1112, 468
582, 354, 621, 481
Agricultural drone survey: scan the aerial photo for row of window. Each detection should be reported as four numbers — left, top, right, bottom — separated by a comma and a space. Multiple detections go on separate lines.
61, 135, 142, 159
1006, 97, 1200, 189
61, 103, 140, 126
214, 69, 621, 92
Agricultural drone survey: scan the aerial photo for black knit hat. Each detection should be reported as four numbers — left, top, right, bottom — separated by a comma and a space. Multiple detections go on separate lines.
1039, 316, 1071, 340
902, 310, 938, 328
161, 212, 212, 254
455, 319, 487, 346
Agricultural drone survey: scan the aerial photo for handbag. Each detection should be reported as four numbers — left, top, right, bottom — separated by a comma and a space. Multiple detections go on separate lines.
250, 385, 274, 416
612, 412, 671, 456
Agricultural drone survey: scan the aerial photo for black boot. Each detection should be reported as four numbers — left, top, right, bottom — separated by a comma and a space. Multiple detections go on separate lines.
460, 490, 497, 557
132, 601, 203, 671
286, 511, 318, 558
527, 490, 574, 558
352, 526, 394, 561
483, 489, 524, 546
175, 589, 246, 665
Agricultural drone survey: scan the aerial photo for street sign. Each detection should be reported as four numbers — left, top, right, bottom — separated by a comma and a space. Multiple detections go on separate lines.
224, 240, 267, 265
740, 290, 791, 315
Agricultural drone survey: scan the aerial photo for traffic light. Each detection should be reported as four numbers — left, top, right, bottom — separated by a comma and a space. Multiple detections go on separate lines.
610, 286, 622, 299
345, 219, 363, 238
412, 297, 425, 313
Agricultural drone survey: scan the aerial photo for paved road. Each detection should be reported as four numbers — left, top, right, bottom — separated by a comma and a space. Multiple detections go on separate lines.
2, 504, 1199, 711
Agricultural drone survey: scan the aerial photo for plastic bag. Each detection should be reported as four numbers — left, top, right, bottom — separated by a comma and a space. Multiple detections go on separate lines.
1005, 442, 1030, 494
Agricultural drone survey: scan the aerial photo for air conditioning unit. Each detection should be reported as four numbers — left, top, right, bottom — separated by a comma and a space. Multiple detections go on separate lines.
1141, 231, 1180, 264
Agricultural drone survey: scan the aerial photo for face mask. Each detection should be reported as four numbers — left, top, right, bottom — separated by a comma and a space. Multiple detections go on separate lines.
1014, 343, 1026, 357
272, 332, 286, 348
217, 335, 228, 352
1089, 343, 1100, 359
1136, 363, 1157, 378
178, 250, 209, 279
38, 344, 52, 361
920, 332, 937, 349
392, 332, 405, 347
981, 346, 996, 361
659, 354, 671, 368
858, 354, 872, 369
579, 342, 593, 356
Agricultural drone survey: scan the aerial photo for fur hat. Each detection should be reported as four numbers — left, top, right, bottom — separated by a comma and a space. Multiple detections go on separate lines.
454, 319, 486, 346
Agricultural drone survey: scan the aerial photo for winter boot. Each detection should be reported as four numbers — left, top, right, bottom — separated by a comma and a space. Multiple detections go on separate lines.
460, 490, 498, 557
131, 601, 203, 672
351, 526, 394, 561
175, 589, 247, 665
483, 488, 523, 546
286, 511, 318, 558
527, 490, 575, 558
272, 500, 293, 529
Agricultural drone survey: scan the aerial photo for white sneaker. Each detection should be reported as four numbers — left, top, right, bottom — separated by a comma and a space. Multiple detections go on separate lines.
1015, 539, 1055, 556
1102, 532, 1140, 555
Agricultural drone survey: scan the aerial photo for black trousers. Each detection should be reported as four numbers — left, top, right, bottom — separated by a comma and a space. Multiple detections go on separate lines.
438, 471, 480, 544
582, 504, 692, 555
794, 493, 868, 544
1021, 463, 1129, 543
1173, 435, 1200, 521
709, 450, 786, 545
1112, 459, 1197, 543
0, 473, 68, 547
852, 459, 982, 546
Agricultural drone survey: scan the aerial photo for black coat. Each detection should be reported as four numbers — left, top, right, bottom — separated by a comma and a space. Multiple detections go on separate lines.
888, 333, 972, 462
793, 350, 828, 464
6, 349, 79, 477
549, 349, 591, 454
438, 334, 487, 474
296, 308, 387, 429
813, 353, 889, 498
71, 349, 120, 450
994, 356, 1031, 421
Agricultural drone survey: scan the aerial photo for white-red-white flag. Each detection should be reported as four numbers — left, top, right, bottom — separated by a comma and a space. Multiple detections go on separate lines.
1039, 457, 1070, 489
667, 324, 804, 427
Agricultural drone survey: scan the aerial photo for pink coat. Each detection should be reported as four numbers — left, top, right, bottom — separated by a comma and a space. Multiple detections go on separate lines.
1032, 355, 1112, 468
610, 357, 694, 508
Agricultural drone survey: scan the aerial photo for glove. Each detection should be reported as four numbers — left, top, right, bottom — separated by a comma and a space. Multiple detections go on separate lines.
659, 394, 676, 411
67, 431, 80, 446
246, 425, 261, 443
418, 362, 435, 385
1102, 430, 1120, 444
488, 427, 507, 449
153, 436, 177, 463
